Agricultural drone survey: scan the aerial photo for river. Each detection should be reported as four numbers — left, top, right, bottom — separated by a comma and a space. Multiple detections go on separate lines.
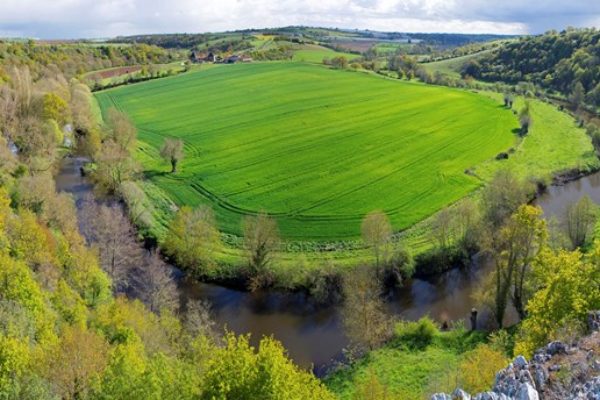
55, 156, 589, 372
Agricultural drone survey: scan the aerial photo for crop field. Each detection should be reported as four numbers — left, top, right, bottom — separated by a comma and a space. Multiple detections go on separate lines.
292, 44, 358, 63
421, 50, 493, 78
96, 62, 519, 241
83, 62, 186, 86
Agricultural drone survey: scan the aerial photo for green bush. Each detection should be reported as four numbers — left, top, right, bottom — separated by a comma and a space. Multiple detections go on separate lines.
393, 317, 439, 350
437, 320, 486, 353
487, 329, 515, 357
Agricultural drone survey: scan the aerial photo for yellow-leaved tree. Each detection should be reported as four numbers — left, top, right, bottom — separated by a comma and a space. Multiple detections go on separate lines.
201, 333, 336, 400
515, 245, 600, 356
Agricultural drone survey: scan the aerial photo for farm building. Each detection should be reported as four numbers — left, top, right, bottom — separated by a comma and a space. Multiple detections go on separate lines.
190, 51, 218, 63
223, 55, 253, 64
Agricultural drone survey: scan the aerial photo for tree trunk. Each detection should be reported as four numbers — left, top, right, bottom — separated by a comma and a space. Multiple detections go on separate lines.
171, 158, 177, 173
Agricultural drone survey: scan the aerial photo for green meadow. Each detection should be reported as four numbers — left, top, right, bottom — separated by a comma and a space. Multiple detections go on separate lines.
422, 51, 493, 78
95, 62, 598, 248
95, 62, 519, 241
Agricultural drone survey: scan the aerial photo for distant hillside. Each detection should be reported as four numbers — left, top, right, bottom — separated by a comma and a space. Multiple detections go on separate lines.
473, 28, 600, 106
110, 27, 513, 53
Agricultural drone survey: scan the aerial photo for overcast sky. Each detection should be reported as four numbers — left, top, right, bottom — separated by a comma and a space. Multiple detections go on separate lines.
1, 0, 600, 39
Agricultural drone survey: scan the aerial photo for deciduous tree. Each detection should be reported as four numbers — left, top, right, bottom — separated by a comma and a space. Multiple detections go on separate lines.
42, 92, 69, 126
93, 139, 139, 193
81, 199, 142, 292
163, 206, 220, 275
106, 108, 137, 153
481, 170, 531, 230
242, 213, 279, 290
518, 101, 532, 136
564, 195, 597, 249
361, 210, 392, 269
570, 81, 586, 110
342, 265, 391, 353
46, 326, 109, 400
160, 138, 184, 173
201, 333, 335, 400
515, 245, 600, 356
131, 252, 179, 314
493, 205, 546, 326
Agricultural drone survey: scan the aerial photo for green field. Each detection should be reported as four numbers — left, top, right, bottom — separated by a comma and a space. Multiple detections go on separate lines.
95, 62, 519, 241
421, 50, 493, 78
291, 44, 358, 63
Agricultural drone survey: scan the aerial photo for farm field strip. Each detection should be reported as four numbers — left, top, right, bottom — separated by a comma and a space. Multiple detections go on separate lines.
96, 62, 519, 240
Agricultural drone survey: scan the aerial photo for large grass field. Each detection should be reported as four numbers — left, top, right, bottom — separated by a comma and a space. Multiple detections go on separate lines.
98, 63, 517, 240
95, 62, 521, 241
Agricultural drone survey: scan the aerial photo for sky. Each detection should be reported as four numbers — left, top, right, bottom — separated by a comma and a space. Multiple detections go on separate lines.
1, 0, 600, 39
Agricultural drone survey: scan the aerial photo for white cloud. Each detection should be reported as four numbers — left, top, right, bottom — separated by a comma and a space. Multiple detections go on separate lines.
0, 0, 598, 38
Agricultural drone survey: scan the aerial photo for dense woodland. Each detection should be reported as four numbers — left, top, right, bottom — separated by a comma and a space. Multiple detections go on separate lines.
0, 41, 176, 79
471, 28, 600, 107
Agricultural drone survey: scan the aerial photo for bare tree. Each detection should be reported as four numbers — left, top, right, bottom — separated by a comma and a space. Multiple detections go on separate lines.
242, 213, 279, 290
69, 82, 95, 134
119, 181, 151, 228
342, 265, 391, 353
361, 210, 392, 269
454, 198, 480, 251
564, 195, 597, 249
92, 139, 139, 193
81, 198, 142, 292
160, 138, 185, 173
131, 252, 179, 314
185, 299, 217, 340
106, 108, 137, 152
431, 207, 454, 250
0, 66, 33, 139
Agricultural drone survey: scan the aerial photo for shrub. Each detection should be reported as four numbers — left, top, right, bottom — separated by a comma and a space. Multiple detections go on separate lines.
437, 320, 486, 354
457, 344, 508, 393
488, 329, 515, 357
393, 317, 439, 350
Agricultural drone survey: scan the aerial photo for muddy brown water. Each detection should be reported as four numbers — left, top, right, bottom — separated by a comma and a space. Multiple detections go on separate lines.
56, 156, 589, 372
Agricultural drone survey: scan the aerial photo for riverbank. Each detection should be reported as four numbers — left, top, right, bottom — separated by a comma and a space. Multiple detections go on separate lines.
55, 154, 513, 371
57, 151, 600, 373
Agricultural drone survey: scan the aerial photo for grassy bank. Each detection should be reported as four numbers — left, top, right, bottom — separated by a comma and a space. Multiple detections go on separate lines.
325, 319, 501, 400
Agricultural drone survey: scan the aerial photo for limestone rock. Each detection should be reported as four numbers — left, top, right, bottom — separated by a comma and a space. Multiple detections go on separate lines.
452, 388, 471, 399
516, 382, 538, 400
